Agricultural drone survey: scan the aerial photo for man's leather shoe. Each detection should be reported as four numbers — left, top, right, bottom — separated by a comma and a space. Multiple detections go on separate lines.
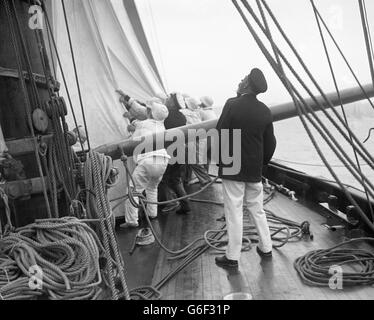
215, 255, 238, 268
256, 246, 272, 258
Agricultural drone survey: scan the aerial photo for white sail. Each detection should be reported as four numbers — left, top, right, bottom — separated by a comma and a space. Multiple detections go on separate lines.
50, 0, 165, 147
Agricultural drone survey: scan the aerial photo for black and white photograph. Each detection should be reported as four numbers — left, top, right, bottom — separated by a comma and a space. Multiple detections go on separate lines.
0, 0, 374, 307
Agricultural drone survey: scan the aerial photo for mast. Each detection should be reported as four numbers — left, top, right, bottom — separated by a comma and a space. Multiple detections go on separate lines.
0, 0, 67, 226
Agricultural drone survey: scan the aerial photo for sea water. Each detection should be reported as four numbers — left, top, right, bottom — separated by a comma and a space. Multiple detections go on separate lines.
274, 113, 374, 191
214, 103, 374, 191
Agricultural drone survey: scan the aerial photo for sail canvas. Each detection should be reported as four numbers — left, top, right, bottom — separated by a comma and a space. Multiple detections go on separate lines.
49, 0, 165, 147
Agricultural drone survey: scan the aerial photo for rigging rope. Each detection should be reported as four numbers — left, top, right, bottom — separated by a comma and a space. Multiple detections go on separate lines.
5, 0, 82, 220
232, 0, 374, 233
41, 1, 86, 152
364, 128, 374, 143
358, 0, 374, 90
61, 0, 91, 151
258, 0, 371, 225
250, 14, 374, 194
249, 0, 374, 188
311, 0, 374, 221
358, 0, 374, 143
45, 15, 57, 80
4, 0, 52, 219
311, 4, 374, 112
246, 0, 356, 172
256, 0, 374, 172
29, 1, 81, 212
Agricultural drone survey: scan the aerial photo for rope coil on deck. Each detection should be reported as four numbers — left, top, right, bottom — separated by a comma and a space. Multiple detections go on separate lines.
0, 217, 104, 300
84, 151, 130, 300
294, 238, 374, 287
119, 155, 312, 259
0, 151, 131, 301
110, 155, 315, 299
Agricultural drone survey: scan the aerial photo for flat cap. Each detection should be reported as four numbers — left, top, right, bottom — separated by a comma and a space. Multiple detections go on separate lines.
249, 68, 268, 94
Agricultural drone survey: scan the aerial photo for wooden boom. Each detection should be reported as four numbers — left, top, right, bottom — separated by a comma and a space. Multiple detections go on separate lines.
95, 84, 374, 160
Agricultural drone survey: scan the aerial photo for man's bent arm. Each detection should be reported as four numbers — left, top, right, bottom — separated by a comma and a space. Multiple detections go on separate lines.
216, 101, 232, 130
263, 122, 276, 165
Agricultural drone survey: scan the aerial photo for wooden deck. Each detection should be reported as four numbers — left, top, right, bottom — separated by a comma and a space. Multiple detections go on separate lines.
117, 183, 374, 300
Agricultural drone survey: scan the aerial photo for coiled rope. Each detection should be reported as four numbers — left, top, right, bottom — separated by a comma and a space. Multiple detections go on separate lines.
0, 188, 13, 236
121, 155, 311, 256
0, 217, 104, 300
0, 151, 132, 301
294, 238, 374, 287
107, 155, 312, 300
84, 151, 130, 300
107, 152, 315, 299
119, 157, 252, 258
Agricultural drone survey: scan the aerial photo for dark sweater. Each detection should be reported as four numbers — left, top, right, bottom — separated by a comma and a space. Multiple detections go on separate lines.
216, 94, 276, 183
164, 108, 187, 130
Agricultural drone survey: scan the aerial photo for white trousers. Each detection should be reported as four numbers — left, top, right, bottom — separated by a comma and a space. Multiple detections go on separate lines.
222, 179, 272, 260
198, 139, 208, 164
125, 157, 168, 224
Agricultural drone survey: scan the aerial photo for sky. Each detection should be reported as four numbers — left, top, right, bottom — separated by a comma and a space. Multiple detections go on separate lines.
136, 0, 374, 107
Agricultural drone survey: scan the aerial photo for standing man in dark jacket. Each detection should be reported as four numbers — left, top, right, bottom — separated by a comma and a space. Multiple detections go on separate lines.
159, 93, 192, 214
215, 68, 277, 269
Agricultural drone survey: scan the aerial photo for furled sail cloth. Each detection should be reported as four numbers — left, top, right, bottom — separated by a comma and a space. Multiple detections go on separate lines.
49, 0, 165, 147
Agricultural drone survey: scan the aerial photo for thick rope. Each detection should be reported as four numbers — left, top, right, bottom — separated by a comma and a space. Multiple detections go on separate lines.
358, 0, 374, 90
4, 0, 52, 219
232, 0, 374, 233
61, 0, 91, 151
0, 188, 13, 236
85, 151, 130, 300
41, 2, 85, 152
295, 238, 374, 287
107, 156, 312, 298
248, 0, 374, 174
311, 0, 374, 222
119, 157, 311, 261
0, 217, 104, 300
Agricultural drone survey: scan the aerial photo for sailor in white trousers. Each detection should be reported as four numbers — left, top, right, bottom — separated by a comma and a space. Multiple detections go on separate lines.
222, 180, 272, 262
215, 68, 277, 268
124, 156, 169, 226
117, 91, 170, 228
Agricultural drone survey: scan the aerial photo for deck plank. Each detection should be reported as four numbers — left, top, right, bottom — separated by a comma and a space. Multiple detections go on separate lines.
121, 183, 374, 300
